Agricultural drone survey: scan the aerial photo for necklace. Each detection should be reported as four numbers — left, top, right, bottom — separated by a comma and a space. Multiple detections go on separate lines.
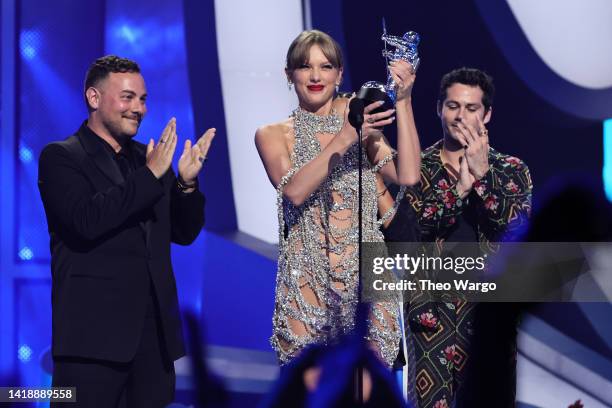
291, 107, 341, 136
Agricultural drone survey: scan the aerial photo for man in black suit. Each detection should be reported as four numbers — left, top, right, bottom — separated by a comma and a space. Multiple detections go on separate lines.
38, 55, 215, 407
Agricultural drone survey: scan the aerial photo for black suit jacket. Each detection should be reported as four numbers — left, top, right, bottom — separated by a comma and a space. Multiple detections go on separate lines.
38, 122, 205, 363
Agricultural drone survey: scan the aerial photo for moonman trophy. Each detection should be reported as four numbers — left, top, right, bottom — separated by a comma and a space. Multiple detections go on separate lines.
357, 19, 421, 112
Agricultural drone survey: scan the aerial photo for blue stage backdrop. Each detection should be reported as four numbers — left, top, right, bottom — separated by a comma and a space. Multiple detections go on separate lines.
3, 0, 106, 390
17, 0, 105, 265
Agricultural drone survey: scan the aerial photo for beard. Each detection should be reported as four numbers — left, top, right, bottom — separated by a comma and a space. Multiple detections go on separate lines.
443, 125, 466, 149
105, 116, 140, 142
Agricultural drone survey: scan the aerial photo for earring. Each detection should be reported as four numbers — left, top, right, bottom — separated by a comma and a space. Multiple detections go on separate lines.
287, 81, 293, 91
335, 84, 339, 93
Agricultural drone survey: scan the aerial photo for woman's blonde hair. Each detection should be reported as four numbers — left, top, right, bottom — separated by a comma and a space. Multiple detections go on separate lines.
286, 30, 343, 72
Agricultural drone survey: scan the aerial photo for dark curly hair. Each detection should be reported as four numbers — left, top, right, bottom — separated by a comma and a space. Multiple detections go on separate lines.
438, 67, 495, 112
83, 55, 140, 108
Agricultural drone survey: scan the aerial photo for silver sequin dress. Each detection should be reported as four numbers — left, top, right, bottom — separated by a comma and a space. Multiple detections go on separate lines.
270, 108, 402, 367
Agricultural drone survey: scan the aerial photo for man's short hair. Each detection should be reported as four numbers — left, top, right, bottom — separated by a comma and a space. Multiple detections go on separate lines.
438, 67, 495, 112
83, 55, 140, 109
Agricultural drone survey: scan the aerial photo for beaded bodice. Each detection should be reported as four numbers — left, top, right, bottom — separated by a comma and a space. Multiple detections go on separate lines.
278, 107, 383, 245
271, 107, 399, 367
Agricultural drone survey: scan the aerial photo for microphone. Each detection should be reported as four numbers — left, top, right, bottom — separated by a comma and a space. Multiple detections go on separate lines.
348, 97, 365, 129
356, 81, 393, 114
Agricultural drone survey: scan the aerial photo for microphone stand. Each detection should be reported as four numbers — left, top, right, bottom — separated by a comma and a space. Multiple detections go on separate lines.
357, 121, 364, 405
348, 97, 366, 404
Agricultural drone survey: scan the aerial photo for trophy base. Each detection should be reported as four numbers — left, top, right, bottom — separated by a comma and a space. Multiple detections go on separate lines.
357, 81, 394, 114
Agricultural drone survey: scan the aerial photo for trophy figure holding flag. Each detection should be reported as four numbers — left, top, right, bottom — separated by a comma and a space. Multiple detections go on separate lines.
358, 20, 421, 111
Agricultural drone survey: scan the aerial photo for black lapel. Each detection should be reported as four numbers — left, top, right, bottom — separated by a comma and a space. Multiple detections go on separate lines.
132, 142, 155, 245
77, 122, 124, 185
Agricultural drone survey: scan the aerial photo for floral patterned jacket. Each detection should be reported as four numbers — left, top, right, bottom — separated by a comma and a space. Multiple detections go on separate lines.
406, 140, 532, 245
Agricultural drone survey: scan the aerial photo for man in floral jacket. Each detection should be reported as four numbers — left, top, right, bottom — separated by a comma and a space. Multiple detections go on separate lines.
404, 67, 532, 407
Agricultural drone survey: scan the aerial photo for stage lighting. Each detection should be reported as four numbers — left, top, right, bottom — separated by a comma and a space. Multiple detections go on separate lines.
20, 30, 41, 60
118, 24, 138, 43
19, 146, 33, 163
18, 247, 34, 261
17, 345, 32, 363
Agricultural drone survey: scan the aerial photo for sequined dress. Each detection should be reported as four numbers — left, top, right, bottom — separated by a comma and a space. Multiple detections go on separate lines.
270, 108, 402, 367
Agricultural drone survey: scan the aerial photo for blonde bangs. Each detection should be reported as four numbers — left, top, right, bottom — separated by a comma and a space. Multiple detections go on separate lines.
286, 30, 343, 72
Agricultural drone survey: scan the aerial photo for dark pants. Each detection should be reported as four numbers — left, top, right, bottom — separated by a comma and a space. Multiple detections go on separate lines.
52, 291, 175, 408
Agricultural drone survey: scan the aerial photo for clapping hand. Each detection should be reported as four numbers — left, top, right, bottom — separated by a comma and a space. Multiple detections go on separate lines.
454, 115, 490, 197
178, 128, 216, 184
460, 114, 489, 180
456, 155, 476, 199
146, 118, 178, 179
